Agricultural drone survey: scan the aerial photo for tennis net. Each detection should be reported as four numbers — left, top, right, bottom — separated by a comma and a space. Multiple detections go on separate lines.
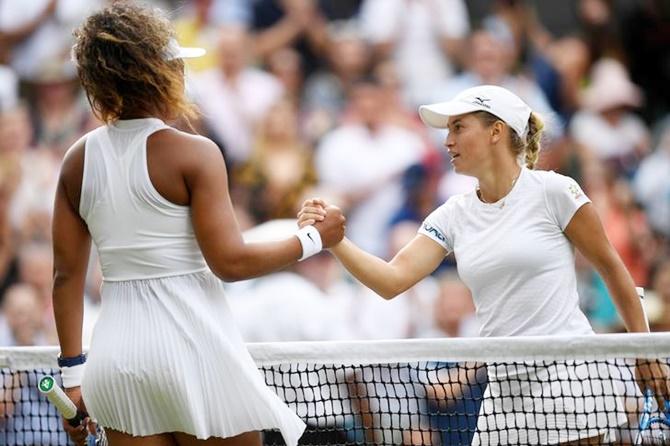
2, 333, 670, 445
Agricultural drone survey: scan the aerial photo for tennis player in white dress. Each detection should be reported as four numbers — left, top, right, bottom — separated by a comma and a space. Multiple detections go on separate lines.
298, 85, 670, 444
51, 4, 345, 446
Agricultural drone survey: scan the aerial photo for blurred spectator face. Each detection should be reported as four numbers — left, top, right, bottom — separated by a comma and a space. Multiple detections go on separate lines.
34, 80, 78, 109
18, 243, 53, 295
350, 81, 384, 127
434, 278, 475, 334
217, 27, 249, 78
262, 99, 299, 142
469, 31, 511, 81
0, 106, 31, 156
329, 37, 369, 79
267, 48, 303, 97
2, 285, 43, 346
578, 0, 612, 26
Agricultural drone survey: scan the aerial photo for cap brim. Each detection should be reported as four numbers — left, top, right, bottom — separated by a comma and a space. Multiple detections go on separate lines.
418, 101, 482, 128
172, 46, 206, 59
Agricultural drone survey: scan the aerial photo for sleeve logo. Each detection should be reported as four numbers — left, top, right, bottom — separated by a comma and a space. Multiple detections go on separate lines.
422, 222, 447, 243
568, 183, 583, 200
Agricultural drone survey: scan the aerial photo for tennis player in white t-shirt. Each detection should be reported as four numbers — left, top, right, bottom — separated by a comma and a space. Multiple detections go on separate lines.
298, 85, 670, 444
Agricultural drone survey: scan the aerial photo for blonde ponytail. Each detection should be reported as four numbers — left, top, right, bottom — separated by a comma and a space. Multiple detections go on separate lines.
524, 112, 545, 169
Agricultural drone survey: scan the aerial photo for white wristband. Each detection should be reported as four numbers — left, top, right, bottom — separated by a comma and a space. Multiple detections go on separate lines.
295, 225, 323, 261
60, 364, 85, 389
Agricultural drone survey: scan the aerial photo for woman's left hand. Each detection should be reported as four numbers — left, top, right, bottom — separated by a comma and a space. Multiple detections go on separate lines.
63, 386, 97, 446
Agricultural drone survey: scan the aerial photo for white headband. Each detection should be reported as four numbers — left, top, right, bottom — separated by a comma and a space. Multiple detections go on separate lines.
71, 38, 206, 66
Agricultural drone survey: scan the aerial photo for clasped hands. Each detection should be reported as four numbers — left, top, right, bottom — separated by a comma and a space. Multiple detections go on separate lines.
298, 198, 345, 249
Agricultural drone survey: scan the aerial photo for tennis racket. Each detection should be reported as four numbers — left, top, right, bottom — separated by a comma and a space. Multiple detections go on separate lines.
38, 375, 108, 446
634, 389, 670, 445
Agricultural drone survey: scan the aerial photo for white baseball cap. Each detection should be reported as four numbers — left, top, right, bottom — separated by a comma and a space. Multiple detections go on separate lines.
419, 85, 532, 138
164, 39, 206, 60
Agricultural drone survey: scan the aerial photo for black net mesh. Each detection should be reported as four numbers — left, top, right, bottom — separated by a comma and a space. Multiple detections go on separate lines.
2, 358, 670, 445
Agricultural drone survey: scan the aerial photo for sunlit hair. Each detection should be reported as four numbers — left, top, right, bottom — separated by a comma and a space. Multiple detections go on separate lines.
71, 2, 197, 123
473, 111, 545, 169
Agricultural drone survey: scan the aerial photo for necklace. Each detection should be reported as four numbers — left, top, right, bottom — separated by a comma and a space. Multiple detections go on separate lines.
477, 171, 521, 208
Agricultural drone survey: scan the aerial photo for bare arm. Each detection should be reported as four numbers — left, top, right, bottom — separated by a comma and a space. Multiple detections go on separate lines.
185, 137, 343, 281
331, 235, 445, 299
564, 203, 648, 333
52, 140, 91, 358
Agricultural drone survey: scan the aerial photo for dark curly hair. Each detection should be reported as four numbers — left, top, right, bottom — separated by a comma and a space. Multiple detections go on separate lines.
71, 2, 197, 123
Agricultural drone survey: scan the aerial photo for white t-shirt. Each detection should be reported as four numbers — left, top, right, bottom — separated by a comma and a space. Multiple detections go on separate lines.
419, 168, 594, 337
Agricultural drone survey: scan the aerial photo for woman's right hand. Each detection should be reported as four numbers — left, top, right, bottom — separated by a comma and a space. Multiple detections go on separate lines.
297, 198, 327, 227
298, 198, 346, 248
63, 386, 97, 446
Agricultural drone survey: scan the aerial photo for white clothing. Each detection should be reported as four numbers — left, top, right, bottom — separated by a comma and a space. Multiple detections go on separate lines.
359, 0, 469, 106
570, 110, 648, 160
315, 124, 425, 257
473, 361, 627, 445
420, 167, 593, 338
78, 118, 305, 443
419, 168, 627, 442
191, 68, 283, 163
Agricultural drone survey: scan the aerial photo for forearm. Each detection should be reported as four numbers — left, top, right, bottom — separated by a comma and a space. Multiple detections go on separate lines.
331, 238, 402, 299
52, 275, 85, 357
597, 260, 649, 333
212, 237, 303, 282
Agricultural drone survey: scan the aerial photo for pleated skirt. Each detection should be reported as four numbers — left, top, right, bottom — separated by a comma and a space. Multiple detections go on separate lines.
471, 360, 628, 445
80, 270, 305, 445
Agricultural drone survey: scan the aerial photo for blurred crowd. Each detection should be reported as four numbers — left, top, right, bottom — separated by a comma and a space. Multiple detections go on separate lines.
0, 0, 669, 350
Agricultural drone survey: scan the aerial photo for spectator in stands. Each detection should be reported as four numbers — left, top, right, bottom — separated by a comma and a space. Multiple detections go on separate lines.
633, 116, 670, 239
0, 284, 46, 346
314, 76, 426, 258
234, 98, 317, 223
173, 0, 248, 72
192, 25, 284, 165
358, 0, 470, 107
570, 58, 650, 178
302, 21, 371, 141
24, 56, 97, 158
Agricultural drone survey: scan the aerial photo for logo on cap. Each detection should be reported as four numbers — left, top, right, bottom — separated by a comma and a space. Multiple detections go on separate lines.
472, 96, 492, 109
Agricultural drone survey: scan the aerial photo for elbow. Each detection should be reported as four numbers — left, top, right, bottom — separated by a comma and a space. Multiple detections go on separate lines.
377, 282, 406, 300
210, 264, 249, 282
208, 253, 257, 282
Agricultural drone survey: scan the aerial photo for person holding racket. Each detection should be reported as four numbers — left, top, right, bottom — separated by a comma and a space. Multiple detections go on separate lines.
51, 3, 345, 446
298, 84, 670, 445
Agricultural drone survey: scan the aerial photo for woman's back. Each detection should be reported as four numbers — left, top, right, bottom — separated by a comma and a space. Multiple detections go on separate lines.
80, 118, 207, 281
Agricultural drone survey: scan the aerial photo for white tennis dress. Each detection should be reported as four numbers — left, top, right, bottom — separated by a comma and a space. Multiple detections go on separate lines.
78, 118, 305, 443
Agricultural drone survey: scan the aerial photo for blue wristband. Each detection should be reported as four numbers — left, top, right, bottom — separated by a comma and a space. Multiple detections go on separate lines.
57, 353, 87, 368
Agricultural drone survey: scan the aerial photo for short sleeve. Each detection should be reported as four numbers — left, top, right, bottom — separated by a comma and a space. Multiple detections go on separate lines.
544, 172, 591, 230
418, 200, 454, 252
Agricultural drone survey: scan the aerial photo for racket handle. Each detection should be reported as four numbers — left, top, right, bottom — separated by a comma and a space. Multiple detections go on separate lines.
38, 375, 85, 426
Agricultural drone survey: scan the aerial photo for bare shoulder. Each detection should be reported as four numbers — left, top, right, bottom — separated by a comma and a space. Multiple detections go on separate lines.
148, 127, 224, 172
